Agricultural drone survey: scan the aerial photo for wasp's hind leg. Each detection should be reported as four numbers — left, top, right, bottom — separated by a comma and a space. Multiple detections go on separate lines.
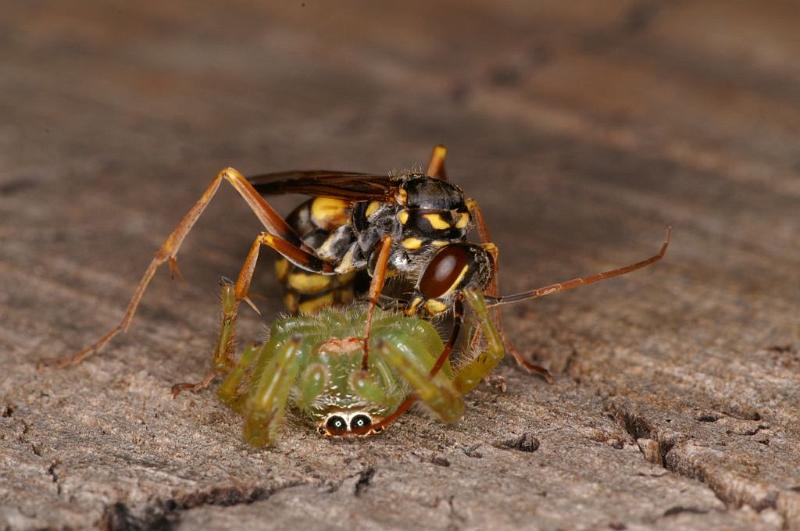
42, 167, 327, 369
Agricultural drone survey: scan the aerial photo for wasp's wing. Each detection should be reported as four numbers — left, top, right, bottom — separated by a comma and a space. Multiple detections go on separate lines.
247, 170, 399, 201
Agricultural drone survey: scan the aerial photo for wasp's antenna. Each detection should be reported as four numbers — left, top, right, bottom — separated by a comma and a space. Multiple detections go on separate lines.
486, 227, 671, 308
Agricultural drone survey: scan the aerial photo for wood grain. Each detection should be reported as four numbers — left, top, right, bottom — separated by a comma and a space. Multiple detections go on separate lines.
1, 1, 798, 529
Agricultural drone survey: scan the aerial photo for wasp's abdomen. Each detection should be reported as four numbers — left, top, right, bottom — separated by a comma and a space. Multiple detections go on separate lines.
277, 197, 361, 314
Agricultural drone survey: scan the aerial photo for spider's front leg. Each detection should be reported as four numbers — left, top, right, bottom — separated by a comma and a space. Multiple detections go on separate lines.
238, 334, 311, 447
452, 289, 507, 395
171, 278, 241, 397
465, 198, 553, 383
372, 322, 465, 427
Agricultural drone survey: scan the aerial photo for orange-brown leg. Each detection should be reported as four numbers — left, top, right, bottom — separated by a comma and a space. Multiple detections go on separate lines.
42, 167, 329, 369
171, 230, 318, 399
426, 144, 448, 180
489, 227, 672, 306
375, 229, 672, 432
171, 370, 218, 398
361, 235, 393, 370
465, 198, 554, 382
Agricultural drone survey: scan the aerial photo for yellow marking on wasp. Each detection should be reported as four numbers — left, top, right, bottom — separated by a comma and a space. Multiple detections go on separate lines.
396, 188, 408, 205
318, 232, 348, 260
481, 242, 499, 262
424, 299, 448, 315
274, 258, 290, 281
405, 297, 423, 316
298, 292, 335, 315
423, 213, 450, 230
336, 270, 357, 284
431, 240, 449, 247
365, 201, 381, 218
442, 264, 470, 297
402, 237, 424, 250
397, 210, 409, 224
288, 272, 333, 294
335, 247, 357, 274
311, 197, 349, 230
455, 212, 470, 229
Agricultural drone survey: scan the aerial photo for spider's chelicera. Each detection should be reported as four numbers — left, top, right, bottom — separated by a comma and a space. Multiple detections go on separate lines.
319, 411, 381, 437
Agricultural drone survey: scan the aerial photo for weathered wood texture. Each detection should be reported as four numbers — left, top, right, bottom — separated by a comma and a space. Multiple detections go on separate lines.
1, 1, 799, 530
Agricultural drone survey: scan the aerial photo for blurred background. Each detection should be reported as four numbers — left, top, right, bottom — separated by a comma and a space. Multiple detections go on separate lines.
2, 2, 800, 529
4, 0, 798, 358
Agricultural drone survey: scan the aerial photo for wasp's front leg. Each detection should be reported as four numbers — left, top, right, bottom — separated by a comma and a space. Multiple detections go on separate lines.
360, 235, 393, 370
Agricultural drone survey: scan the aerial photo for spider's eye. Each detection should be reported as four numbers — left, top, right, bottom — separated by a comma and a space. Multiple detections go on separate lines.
325, 415, 348, 435
350, 414, 372, 432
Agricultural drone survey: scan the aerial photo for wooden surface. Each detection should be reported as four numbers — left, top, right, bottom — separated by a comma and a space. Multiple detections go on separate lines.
1, 1, 799, 529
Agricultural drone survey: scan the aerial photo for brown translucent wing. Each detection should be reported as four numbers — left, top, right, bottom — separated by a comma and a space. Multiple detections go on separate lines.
247, 170, 400, 201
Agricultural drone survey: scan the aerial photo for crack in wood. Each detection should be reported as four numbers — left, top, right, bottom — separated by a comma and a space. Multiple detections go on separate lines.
353, 467, 375, 498
607, 401, 796, 527
100, 481, 308, 531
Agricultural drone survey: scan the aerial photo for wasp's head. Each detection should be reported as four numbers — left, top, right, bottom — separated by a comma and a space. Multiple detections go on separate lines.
406, 242, 495, 316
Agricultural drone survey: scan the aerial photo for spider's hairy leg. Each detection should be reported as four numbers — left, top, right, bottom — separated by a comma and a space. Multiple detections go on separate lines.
197, 231, 333, 395
211, 278, 240, 371
242, 335, 309, 447
171, 278, 242, 397
217, 343, 260, 413
465, 199, 553, 382
295, 363, 329, 411
375, 331, 464, 424
452, 289, 507, 395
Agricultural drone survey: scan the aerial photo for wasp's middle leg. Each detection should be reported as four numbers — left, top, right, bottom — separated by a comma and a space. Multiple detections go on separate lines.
173, 227, 339, 397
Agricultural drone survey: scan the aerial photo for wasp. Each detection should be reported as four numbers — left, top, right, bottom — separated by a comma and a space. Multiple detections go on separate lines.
49, 145, 669, 384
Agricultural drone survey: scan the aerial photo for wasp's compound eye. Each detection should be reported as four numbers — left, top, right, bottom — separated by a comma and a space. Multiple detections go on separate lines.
325, 415, 348, 436
419, 244, 472, 299
350, 414, 372, 433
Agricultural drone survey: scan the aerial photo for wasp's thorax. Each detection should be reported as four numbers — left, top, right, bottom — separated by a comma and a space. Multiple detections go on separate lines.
334, 175, 473, 278
278, 174, 474, 313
